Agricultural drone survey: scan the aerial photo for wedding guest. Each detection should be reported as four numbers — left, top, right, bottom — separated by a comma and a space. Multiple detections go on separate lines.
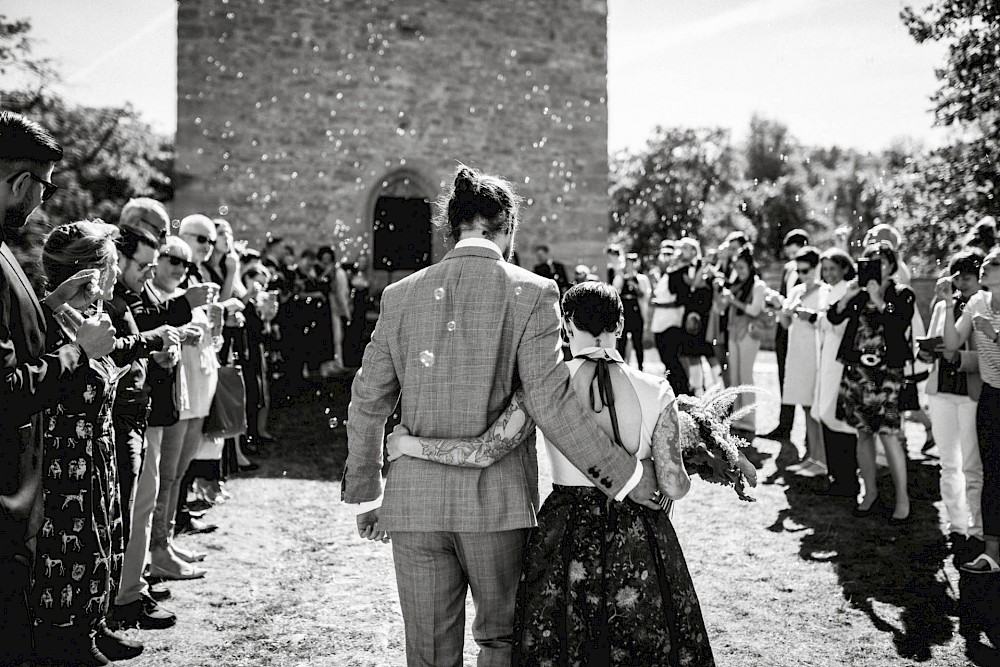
765, 229, 809, 439
715, 244, 766, 434
613, 252, 650, 370
827, 241, 914, 523
33, 221, 165, 665
317, 245, 351, 375
532, 243, 571, 295
925, 250, 984, 565
573, 263, 593, 284
941, 247, 1000, 574
106, 227, 180, 550
0, 110, 115, 666
342, 255, 372, 369
811, 248, 859, 498
779, 247, 826, 478
119, 197, 170, 243
649, 240, 688, 392
386, 282, 714, 665
706, 231, 749, 371
147, 235, 214, 579
606, 244, 623, 283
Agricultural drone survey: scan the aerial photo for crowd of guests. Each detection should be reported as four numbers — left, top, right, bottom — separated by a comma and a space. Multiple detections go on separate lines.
0, 111, 378, 666
598, 219, 999, 578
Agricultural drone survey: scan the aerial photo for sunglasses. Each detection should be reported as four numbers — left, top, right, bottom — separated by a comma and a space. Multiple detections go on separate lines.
162, 255, 194, 272
796, 267, 813, 274
191, 234, 216, 245
6, 171, 59, 202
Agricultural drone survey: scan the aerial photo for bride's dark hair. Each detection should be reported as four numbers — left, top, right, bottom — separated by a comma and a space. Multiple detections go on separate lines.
440, 164, 521, 243
561, 281, 623, 337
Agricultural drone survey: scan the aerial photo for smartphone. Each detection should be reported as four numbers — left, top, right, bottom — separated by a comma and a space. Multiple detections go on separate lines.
916, 335, 943, 352
857, 257, 881, 285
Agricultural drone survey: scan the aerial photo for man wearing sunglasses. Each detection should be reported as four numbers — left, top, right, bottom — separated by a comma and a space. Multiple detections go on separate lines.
106, 225, 189, 634
0, 111, 118, 665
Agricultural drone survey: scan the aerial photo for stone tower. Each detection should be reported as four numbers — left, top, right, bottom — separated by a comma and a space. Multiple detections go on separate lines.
175, 0, 610, 289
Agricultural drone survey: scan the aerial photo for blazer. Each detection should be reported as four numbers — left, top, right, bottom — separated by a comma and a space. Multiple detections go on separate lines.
343, 245, 638, 532
0, 241, 89, 564
826, 281, 915, 368
925, 296, 982, 401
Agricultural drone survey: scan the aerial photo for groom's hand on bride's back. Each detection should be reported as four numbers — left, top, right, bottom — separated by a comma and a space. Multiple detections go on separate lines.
357, 508, 390, 543
627, 459, 663, 510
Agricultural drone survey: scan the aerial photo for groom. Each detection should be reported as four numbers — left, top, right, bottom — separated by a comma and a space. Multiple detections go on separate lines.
343, 166, 660, 666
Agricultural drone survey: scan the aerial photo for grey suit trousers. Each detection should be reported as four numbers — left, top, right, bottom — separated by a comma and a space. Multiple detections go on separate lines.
391, 529, 529, 667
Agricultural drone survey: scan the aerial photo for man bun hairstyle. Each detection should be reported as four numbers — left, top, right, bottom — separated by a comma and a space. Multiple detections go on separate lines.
441, 165, 521, 243
0, 111, 63, 179
561, 281, 623, 337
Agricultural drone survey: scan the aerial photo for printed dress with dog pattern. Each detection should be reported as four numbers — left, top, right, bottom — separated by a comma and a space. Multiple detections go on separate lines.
32, 323, 124, 634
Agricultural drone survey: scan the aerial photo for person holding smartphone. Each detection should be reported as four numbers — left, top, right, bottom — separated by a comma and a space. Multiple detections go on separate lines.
826, 241, 915, 524
924, 249, 985, 566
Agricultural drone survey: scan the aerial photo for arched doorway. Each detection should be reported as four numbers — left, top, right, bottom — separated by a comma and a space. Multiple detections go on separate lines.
368, 169, 435, 283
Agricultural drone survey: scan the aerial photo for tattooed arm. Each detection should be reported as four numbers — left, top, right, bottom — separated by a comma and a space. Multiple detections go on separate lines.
649, 399, 691, 500
386, 390, 536, 468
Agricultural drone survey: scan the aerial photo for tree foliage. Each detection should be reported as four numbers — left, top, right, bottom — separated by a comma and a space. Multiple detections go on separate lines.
1, 16, 172, 292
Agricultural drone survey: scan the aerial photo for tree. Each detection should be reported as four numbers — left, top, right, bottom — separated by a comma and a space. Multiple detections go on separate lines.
609, 126, 741, 260
900, 1, 1000, 235
0, 16, 173, 293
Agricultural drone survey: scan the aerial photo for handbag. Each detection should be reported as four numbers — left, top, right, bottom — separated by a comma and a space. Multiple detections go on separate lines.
900, 326, 930, 412
748, 308, 778, 342
204, 363, 248, 439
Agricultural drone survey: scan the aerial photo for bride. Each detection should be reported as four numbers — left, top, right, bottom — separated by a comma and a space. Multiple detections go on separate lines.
387, 281, 714, 666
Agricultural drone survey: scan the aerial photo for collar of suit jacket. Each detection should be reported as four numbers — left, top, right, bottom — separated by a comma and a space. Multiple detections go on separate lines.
454, 237, 504, 257
447, 238, 505, 262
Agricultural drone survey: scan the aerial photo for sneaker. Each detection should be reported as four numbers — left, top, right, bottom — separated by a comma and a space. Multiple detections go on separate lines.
113, 594, 178, 630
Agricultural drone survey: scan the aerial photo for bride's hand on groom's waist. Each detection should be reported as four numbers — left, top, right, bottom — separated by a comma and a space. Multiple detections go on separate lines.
386, 424, 411, 461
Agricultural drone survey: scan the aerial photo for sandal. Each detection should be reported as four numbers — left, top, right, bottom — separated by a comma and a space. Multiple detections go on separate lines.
960, 554, 1000, 574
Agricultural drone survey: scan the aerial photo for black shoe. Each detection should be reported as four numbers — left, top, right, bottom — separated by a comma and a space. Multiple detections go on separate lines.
852, 496, 882, 518
113, 593, 177, 630
148, 582, 171, 601
238, 462, 260, 473
96, 621, 144, 660
888, 514, 911, 527
186, 499, 214, 513
176, 517, 219, 535
759, 426, 791, 440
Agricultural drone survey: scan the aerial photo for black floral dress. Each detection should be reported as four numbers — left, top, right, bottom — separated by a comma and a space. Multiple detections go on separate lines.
513, 355, 715, 667
32, 328, 125, 634
836, 300, 904, 434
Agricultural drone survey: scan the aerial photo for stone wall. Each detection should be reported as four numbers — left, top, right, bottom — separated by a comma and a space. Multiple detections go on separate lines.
175, 0, 611, 289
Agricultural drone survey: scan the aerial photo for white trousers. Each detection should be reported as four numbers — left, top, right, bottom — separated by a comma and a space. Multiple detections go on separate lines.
115, 426, 163, 605
927, 393, 983, 538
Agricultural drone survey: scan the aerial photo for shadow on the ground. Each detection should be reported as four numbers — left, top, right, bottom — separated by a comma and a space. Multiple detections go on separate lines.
239, 374, 389, 482
759, 434, 998, 664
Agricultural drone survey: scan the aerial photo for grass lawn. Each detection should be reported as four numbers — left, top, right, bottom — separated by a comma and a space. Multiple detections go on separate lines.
120, 352, 998, 666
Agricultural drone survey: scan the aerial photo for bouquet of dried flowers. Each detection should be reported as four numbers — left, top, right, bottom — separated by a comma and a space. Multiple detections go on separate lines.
653, 384, 762, 502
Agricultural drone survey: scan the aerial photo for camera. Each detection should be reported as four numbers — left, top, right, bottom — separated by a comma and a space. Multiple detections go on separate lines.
857, 257, 881, 285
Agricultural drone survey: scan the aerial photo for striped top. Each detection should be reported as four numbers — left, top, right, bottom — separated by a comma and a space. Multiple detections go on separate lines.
963, 290, 1000, 388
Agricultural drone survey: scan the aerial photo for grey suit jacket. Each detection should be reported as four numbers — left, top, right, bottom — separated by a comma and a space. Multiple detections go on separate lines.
343, 245, 638, 532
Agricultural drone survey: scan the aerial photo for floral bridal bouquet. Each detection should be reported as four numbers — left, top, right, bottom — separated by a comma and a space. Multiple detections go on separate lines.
653, 384, 763, 503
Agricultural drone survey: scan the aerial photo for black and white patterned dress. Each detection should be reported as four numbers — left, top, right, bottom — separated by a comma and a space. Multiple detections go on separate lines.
32, 328, 124, 634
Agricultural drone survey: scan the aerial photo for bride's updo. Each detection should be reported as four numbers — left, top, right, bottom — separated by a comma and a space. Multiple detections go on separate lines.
561, 281, 623, 337
440, 165, 521, 243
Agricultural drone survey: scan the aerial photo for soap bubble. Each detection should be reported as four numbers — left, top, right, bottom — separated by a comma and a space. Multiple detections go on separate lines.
447, 321, 456, 332
218, 205, 229, 215
329, 418, 339, 428
434, 287, 445, 300
514, 286, 522, 296
419, 350, 435, 367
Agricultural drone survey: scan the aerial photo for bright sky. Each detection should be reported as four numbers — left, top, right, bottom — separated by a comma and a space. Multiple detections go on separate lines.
3, 0, 948, 153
